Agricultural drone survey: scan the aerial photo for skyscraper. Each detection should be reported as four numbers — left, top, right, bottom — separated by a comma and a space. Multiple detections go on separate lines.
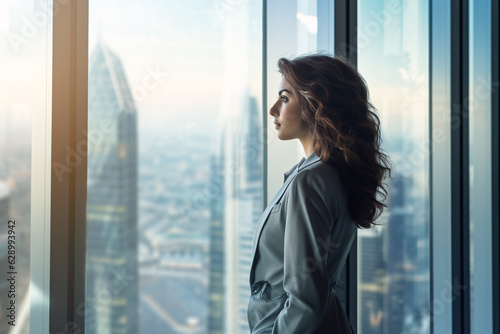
214, 92, 263, 334
358, 228, 385, 334
236, 96, 264, 333
358, 171, 430, 334
208, 149, 226, 334
86, 42, 138, 334
385, 173, 429, 333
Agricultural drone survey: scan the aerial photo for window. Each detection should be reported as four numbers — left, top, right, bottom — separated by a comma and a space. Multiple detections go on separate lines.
357, 1, 431, 333
11, 1, 498, 333
0, 1, 51, 333
85, 1, 262, 333
266, 0, 334, 205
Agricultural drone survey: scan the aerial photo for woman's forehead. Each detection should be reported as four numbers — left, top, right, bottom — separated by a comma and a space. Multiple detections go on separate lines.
278, 76, 293, 91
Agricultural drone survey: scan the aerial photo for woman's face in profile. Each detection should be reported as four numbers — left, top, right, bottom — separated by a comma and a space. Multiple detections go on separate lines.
269, 76, 308, 141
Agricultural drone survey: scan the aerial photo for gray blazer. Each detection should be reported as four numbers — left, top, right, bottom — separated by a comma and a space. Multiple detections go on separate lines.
247, 151, 357, 334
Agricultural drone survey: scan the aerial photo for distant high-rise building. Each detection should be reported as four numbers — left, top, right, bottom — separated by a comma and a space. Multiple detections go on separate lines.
213, 0, 262, 331
208, 150, 226, 334
236, 96, 263, 333
385, 172, 429, 333
359, 228, 385, 334
216, 92, 263, 334
385, 173, 408, 333
86, 42, 138, 334
359, 171, 430, 334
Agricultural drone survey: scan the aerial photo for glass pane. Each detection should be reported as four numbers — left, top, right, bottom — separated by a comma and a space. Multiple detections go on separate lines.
266, 0, 334, 198
0, 1, 49, 332
469, 0, 493, 333
86, 1, 262, 333
357, 1, 431, 333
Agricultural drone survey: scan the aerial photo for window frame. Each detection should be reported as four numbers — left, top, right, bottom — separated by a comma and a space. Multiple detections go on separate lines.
449, 0, 471, 332
30, 1, 500, 333
333, 1, 358, 332
44, 0, 89, 332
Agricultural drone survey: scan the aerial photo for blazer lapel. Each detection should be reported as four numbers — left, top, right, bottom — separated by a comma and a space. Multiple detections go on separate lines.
249, 166, 300, 284
249, 152, 321, 284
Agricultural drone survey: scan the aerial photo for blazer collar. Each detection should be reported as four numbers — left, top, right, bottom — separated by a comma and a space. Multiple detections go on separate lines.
298, 151, 321, 171
283, 158, 304, 182
283, 151, 321, 182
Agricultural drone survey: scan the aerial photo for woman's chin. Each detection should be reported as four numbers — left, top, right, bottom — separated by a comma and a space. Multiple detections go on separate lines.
277, 132, 291, 141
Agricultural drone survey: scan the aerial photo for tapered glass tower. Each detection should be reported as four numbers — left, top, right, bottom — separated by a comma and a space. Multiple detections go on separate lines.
86, 42, 138, 334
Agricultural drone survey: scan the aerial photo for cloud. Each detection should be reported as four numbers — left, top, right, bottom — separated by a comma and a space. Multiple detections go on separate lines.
296, 12, 317, 34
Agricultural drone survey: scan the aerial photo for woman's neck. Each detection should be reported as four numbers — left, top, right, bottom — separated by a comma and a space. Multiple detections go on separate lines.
299, 134, 314, 158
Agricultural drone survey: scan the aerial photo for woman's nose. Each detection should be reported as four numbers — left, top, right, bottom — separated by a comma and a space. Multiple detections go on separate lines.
269, 101, 279, 117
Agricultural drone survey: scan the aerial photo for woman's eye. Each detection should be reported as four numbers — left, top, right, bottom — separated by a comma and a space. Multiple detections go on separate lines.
280, 96, 288, 102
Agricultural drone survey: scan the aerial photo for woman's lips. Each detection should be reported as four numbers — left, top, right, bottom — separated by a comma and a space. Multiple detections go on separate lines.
274, 121, 281, 129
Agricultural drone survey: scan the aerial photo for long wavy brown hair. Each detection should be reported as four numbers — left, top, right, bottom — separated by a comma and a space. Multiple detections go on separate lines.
278, 54, 392, 229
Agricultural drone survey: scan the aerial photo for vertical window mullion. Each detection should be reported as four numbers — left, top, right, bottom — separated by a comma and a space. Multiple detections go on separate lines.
334, 1, 357, 332
50, 0, 88, 332
450, 0, 470, 333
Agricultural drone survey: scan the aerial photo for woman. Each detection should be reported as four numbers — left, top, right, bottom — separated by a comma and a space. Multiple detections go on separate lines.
247, 54, 392, 334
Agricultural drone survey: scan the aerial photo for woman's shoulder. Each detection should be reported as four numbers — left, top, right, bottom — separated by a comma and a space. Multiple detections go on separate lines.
292, 159, 346, 198
287, 159, 349, 223
297, 158, 342, 184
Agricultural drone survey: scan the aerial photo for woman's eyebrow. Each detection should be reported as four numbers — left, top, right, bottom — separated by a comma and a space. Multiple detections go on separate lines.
278, 89, 291, 96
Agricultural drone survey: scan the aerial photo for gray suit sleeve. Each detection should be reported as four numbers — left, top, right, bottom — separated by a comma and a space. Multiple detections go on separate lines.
271, 170, 336, 333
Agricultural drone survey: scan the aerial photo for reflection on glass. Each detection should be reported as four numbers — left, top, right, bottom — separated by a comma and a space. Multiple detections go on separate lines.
357, 1, 430, 333
0, 1, 49, 332
86, 1, 262, 333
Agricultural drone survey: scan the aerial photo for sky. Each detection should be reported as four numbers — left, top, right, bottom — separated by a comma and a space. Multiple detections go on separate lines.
0, 0, 430, 157
88, 0, 262, 124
